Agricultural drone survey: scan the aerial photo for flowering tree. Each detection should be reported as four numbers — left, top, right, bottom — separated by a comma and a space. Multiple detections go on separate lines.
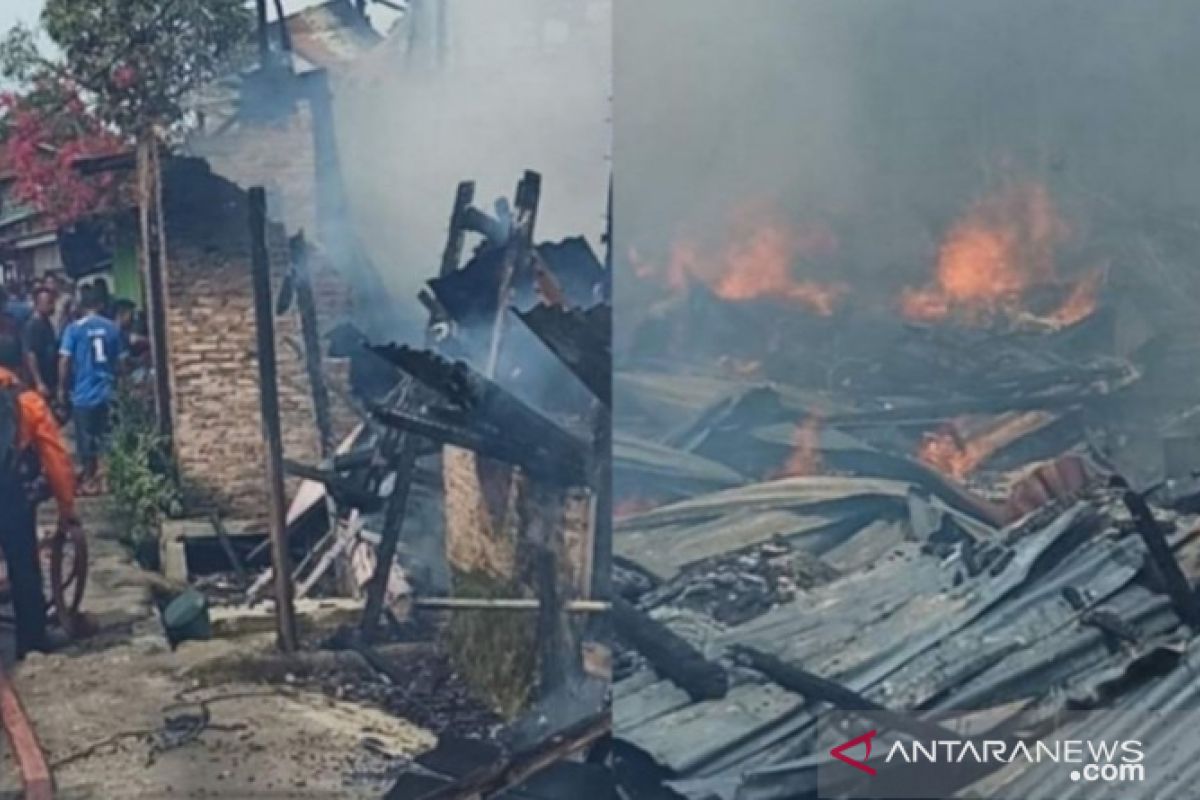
0, 84, 126, 227
0, 0, 251, 225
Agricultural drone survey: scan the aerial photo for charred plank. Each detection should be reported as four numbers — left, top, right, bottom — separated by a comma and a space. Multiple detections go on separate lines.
390, 711, 610, 800
1114, 475, 1200, 627
611, 596, 727, 701
368, 345, 589, 460
516, 303, 612, 406
282, 459, 383, 512
729, 644, 963, 743
369, 405, 586, 486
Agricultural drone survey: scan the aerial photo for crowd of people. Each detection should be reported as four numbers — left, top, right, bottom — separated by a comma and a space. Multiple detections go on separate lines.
0, 271, 154, 657
0, 273, 147, 494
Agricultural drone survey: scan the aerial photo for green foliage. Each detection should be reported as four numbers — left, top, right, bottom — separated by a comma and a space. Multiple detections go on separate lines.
108, 388, 178, 549
444, 571, 539, 720
2, 0, 251, 135
0, 24, 46, 85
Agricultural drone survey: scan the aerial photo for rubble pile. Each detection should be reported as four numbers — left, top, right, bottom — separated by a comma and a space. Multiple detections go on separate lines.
258, 172, 611, 799
610, 198, 1200, 798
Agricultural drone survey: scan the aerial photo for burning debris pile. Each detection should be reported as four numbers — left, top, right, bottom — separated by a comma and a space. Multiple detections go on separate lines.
260, 170, 611, 799
610, 180, 1200, 798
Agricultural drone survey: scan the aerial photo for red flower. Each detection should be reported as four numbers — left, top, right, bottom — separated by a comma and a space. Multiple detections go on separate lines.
112, 65, 138, 90
0, 87, 128, 227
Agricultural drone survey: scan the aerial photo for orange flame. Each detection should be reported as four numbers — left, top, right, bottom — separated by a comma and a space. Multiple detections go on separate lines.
1041, 267, 1103, 328
711, 221, 846, 314
629, 207, 847, 316
917, 427, 979, 481
917, 413, 1056, 480
773, 415, 824, 477
901, 182, 1082, 325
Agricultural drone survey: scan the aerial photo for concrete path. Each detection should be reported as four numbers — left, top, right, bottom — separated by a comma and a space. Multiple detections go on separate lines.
0, 498, 434, 799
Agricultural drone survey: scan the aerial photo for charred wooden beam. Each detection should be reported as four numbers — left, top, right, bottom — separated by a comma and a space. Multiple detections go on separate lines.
272, 0, 292, 52
417, 289, 450, 324
290, 232, 335, 457
392, 710, 610, 800
210, 514, 249, 583
729, 644, 963, 743
248, 186, 298, 652
486, 170, 541, 377
255, 0, 270, 65
516, 303, 612, 406
439, 181, 475, 277
369, 404, 586, 485
369, 344, 589, 463
590, 404, 613, 603
73, 150, 138, 175
371, 344, 482, 409
282, 459, 383, 512
611, 596, 727, 701
535, 547, 570, 695
1115, 476, 1200, 627
360, 435, 419, 641
461, 205, 509, 245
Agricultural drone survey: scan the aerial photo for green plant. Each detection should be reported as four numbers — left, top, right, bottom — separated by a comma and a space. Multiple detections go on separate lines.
444, 570, 539, 720
107, 387, 178, 551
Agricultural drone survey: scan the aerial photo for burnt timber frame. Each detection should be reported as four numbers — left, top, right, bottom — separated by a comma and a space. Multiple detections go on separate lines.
248, 186, 299, 652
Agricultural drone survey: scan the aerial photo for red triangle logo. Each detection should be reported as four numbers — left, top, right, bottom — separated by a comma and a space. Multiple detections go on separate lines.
830, 729, 877, 775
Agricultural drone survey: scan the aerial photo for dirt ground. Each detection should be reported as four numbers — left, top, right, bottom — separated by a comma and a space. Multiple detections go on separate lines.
0, 499, 437, 799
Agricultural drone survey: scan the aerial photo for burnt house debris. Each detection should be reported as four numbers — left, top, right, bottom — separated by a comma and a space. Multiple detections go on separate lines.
611, 193, 1200, 798
239, 171, 614, 797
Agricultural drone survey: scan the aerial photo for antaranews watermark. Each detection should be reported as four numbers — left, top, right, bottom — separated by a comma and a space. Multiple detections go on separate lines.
815, 710, 1172, 799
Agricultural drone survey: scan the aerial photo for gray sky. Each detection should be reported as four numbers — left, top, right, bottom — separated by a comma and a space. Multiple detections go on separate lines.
0, 0, 41, 38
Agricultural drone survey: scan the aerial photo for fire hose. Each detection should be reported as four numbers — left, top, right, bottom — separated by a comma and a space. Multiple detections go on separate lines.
0, 524, 89, 636
0, 659, 52, 799
0, 526, 87, 800
49, 524, 88, 637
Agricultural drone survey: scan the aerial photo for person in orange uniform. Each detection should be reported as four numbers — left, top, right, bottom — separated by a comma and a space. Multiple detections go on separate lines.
0, 334, 79, 658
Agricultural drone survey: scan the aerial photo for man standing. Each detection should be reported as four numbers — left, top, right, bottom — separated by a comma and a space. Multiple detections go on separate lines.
59, 291, 121, 493
0, 334, 78, 658
23, 288, 59, 400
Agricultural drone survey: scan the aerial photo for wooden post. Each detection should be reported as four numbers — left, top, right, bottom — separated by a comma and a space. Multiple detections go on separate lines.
440, 181, 475, 278
590, 405, 612, 602
255, 0, 270, 66
272, 0, 292, 52
137, 137, 174, 441
604, 175, 613, 273
535, 545, 571, 696
360, 435, 417, 641
290, 233, 335, 458
485, 171, 541, 378
1118, 478, 1200, 627
528, 482, 581, 696
248, 186, 298, 653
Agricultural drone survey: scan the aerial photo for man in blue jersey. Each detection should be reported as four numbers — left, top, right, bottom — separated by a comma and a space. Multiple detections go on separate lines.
58, 290, 122, 493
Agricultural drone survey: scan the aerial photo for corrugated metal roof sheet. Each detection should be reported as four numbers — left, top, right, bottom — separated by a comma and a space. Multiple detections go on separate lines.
271, 0, 383, 71
615, 493, 1200, 800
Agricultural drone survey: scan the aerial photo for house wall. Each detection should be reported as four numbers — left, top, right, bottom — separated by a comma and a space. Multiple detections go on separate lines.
164, 234, 323, 518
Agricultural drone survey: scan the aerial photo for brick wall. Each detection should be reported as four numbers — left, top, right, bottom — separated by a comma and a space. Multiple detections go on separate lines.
164, 233, 322, 519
